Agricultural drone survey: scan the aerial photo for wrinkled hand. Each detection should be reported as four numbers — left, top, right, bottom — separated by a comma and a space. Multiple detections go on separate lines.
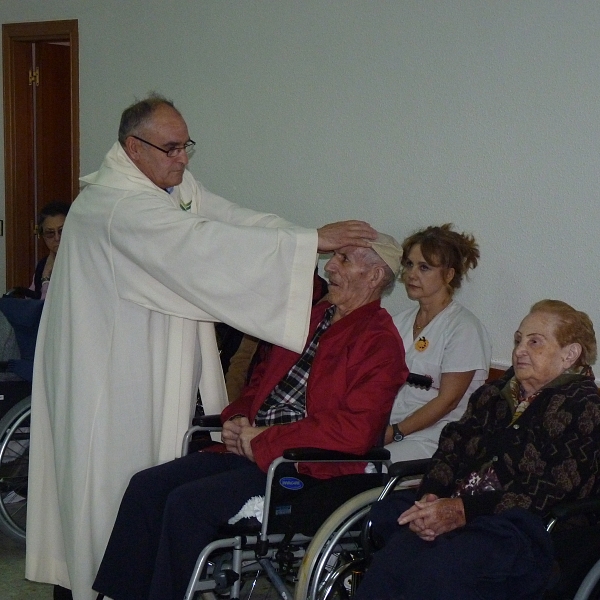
237, 424, 268, 462
398, 495, 465, 541
317, 221, 377, 253
221, 417, 268, 461
397, 493, 438, 537
221, 416, 250, 454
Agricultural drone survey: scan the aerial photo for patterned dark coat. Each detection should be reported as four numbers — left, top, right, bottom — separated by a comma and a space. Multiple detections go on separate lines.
418, 370, 600, 521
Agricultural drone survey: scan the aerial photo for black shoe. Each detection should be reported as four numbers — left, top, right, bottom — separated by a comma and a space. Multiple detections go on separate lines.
53, 586, 73, 600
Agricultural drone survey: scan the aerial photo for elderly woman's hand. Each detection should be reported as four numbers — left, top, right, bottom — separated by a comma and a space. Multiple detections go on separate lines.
398, 495, 466, 541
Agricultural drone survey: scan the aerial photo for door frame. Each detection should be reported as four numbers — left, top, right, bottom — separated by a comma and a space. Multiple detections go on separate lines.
2, 19, 79, 289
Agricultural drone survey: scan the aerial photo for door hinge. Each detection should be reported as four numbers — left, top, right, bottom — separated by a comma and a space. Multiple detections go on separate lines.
29, 67, 39, 86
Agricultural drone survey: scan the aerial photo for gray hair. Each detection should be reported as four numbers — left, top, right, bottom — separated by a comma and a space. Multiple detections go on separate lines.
118, 93, 179, 146
360, 247, 396, 296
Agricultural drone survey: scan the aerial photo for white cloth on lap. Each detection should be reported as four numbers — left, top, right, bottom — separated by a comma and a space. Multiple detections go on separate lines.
228, 495, 265, 524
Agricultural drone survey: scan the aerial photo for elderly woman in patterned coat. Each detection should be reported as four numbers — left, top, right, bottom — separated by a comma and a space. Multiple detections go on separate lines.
355, 299, 600, 600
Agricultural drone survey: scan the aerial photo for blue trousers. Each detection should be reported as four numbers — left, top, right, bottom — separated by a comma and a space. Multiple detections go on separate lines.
93, 451, 268, 600
354, 490, 554, 600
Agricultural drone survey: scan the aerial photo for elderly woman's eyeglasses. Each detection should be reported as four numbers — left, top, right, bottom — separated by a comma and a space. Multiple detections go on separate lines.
40, 227, 63, 240
131, 135, 196, 158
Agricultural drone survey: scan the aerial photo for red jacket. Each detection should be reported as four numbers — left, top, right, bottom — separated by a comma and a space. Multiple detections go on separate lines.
221, 300, 408, 478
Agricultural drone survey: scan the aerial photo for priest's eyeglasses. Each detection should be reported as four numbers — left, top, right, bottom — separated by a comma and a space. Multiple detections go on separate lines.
132, 135, 196, 158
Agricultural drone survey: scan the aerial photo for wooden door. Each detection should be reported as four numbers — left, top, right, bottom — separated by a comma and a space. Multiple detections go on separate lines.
2, 20, 79, 290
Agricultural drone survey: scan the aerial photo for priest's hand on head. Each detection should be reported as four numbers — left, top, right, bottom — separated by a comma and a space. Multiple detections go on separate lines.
317, 220, 377, 253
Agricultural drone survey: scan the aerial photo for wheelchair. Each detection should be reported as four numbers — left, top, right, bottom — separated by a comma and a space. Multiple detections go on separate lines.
183, 429, 600, 600
0, 294, 44, 544
299, 459, 600, 600
182, 374, 432, 600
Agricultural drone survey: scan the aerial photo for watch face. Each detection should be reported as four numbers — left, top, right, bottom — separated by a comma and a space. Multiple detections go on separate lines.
393, 426, 404, 442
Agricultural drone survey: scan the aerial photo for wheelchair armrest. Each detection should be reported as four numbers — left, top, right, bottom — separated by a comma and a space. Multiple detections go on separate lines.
3, 287, 41, 299
192, 414, 222, 428
549, 497, 600, 521
182, 415, 223, 455
388, 458, 432, 479
282, 447, 390, 462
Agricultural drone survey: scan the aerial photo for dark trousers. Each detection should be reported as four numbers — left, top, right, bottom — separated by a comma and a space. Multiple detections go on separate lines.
93, 451, 268, 600
354, 491, 554, 600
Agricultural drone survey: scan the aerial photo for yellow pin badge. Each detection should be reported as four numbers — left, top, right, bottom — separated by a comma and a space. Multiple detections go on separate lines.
415, 336, 429, 352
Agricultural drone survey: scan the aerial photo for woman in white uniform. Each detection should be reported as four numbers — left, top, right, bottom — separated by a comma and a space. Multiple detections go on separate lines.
385, 224, 491, 462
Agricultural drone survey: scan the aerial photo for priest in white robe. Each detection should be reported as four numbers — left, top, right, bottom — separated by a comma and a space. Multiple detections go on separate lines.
26, 95, 376, 600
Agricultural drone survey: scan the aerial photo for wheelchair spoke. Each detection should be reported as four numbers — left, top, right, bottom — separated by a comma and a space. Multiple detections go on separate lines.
0, 398, 31, 544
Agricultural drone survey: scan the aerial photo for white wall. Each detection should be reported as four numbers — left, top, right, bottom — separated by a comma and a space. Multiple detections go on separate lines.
2, 1, 600, 367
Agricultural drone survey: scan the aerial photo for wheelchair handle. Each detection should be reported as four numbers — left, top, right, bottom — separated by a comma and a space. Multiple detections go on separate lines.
387, 458, 432, 479
192, 414, 222, 428
283, 447, 390, 462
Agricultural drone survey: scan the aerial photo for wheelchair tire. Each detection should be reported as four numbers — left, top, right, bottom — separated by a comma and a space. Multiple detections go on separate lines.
294, 486, 384, 600
0, 395, 30, 544
574, 558, 600, 600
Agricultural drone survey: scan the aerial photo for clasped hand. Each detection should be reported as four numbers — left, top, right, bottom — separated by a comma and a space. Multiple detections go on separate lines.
221, 416, 268, 462
397, 494, 466, 541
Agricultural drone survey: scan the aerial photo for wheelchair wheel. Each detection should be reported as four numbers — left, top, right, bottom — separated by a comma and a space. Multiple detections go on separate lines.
0, 395, 30, 544
573, 559, 600, 600
294, 486, 384, 600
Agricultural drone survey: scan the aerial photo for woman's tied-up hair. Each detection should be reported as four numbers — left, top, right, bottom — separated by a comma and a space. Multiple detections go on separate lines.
400, 223, 480, 291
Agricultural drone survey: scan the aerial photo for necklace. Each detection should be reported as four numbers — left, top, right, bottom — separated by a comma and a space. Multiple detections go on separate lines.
413, 298, 452, 334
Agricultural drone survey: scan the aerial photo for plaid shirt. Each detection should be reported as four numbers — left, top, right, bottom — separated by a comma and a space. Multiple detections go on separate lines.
254, 305, 335, 426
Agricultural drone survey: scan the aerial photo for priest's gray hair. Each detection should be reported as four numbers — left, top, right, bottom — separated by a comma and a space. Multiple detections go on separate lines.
118, 93, 181, 147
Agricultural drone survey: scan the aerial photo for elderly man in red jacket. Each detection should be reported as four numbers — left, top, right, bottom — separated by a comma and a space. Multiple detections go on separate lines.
93, 233, 408, 600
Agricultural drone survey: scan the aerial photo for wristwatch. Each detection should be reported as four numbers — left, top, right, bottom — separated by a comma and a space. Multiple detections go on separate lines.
392, 423, 405, 442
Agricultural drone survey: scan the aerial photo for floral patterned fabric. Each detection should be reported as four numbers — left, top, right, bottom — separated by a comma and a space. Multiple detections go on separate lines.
418, 368, 600, 521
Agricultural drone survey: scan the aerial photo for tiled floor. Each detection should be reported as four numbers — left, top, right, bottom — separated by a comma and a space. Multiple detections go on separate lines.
0, 531, 283, 599
0, 533, 52, 599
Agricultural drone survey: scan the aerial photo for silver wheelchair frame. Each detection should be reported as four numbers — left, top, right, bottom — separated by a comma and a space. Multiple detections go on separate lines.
0, 293, 42, 544
0, 394, 30, 544
295, 458, 430, 600
300, 459, 600, 600
180, 426, 600, 600
181, 417, 397, 600
180, 373, 434, 600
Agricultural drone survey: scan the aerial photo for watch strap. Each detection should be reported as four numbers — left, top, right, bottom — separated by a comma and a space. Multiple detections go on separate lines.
392, 423, 404, 442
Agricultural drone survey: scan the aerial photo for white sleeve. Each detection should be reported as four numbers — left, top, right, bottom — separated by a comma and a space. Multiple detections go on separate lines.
440, 309, 491, 374
182, 174, 297, 229
109, 190, 317, 352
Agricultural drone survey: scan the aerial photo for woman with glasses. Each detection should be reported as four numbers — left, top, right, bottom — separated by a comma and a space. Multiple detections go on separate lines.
29, 201, 70, 299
